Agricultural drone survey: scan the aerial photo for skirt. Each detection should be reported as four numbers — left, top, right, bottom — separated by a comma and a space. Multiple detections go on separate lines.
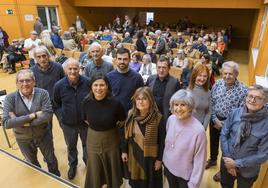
84, 127, 123, 188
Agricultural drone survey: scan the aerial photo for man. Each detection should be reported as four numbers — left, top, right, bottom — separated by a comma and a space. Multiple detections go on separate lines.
2, 69, 60, 176
155, 30, 166, 55
74, 15, 86, 33
146, 55, 181, 123
33, 17, 44, 36
84, 42, 113, 80
24, 31, 42, 67
51, 26, 64, 50
107, 47, 144, 113
53, 58, 89, 180
220, 85, 268, 188
121, 32, 133, 43
207, 61, 248, 181
31, 46, 65, 131
193, 37, 208, 54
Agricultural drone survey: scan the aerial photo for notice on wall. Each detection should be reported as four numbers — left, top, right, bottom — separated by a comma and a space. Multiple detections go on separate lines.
6, 9, 13, 15
24, 14, 34, 21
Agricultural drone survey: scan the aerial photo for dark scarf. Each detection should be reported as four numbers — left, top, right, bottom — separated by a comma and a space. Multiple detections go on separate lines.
235, 106, 268, 146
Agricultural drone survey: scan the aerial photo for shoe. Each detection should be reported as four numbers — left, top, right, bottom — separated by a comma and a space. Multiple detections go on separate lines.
205, 159, 217, 169
213, 171, 221, 182
68, 167, 76, 180
8, 70, 16, 74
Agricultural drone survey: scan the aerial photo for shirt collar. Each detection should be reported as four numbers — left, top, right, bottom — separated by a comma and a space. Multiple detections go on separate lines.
19, 88, 34, 99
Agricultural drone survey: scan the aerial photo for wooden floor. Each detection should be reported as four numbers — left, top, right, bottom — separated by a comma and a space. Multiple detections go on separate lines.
0, 49, 250, 188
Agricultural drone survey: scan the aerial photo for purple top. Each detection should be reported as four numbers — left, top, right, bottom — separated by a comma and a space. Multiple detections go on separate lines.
163, 115, 207, 188
129, 61, 142, 72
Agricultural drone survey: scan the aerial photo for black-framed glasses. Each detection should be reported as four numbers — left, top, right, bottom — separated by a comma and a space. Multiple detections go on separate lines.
246, 95, 265, 103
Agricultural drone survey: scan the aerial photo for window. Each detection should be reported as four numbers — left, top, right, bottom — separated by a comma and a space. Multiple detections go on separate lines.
146, 12, 154, 25
37, 7, 59, 31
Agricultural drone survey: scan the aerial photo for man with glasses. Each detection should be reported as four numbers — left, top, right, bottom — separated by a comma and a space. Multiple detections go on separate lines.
146, 55, 181, 123
220, 85, 268, 188
207, 61, 248, 182
2, 69, 60, 176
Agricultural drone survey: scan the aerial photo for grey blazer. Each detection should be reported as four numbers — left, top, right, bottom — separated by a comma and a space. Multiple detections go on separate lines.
3, 88, 53, 140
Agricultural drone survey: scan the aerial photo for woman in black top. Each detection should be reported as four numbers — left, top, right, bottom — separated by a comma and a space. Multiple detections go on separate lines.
82, 74, 126, 188
136, 30, 147, 53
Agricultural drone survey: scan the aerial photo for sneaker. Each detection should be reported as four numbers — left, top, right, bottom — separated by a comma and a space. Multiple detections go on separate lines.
213, 171, 221, 182
205, 159, 217, 169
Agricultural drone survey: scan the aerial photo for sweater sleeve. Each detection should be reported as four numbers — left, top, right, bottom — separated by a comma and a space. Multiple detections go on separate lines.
30, 90, 53, 126
188, 130, 207, 188
3, 94, 32, 129
203, 91, 211, 130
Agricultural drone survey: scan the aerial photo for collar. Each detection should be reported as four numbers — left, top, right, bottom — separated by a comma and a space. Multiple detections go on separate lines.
66, 76, 81, 87
19, 88, 34, 99
156, 75, 169, 82
223, 79, 239, 89
37, 61, 51, 71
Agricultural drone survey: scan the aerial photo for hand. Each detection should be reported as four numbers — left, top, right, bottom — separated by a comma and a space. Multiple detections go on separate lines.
36, 111, 42, 117
214, 119, 223, 130
227, 168, 237, 177
121, 153, 128, 162
154, 160, 162, 171
9, 112, 16, 119
223, 157, 236, 169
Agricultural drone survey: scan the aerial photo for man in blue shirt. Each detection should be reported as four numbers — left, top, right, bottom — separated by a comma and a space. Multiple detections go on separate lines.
107, 48, 143, 113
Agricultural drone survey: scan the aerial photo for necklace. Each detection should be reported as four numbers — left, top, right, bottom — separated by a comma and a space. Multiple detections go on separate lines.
171, 124, 185, 149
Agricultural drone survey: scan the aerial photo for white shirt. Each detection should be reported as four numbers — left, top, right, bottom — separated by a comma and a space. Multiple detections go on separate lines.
19, 90, 35, 110
24, 38, 42, 59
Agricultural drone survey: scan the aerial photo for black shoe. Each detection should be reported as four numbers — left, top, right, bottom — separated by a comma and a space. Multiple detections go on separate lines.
205, 159, 217, 169
68, 167, 76, 180
8, 70, 16, 74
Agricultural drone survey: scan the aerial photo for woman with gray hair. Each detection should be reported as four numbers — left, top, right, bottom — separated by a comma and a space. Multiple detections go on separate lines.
163, 89, 207, 188
139, 54, 157, 83
62, 31, 78, 51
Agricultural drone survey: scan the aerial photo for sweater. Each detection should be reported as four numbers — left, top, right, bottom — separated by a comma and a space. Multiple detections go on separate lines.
81, 97, 126, 131
107, 69, 144, 113
31, 61, 65, 100
163, 115, 207, 188
189, 85, 211, 129
3, 88, 53, 140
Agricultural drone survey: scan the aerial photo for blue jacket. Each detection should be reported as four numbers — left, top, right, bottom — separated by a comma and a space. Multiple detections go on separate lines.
51, 34, 64, 49
53, 75, 89, 127
221, 107, 268, 178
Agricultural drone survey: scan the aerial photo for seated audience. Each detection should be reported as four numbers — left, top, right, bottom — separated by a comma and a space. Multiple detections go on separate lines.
62, 31, 78, 51
139, 54, 157, 83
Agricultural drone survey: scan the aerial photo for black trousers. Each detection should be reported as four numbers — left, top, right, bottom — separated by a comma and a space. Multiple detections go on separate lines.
209, 122, 221, 161
7, 53, 26, 71
61, 124, 88, 168
220, 159, 257, 188
16, 131, 60, 176
164, 166, 188, 188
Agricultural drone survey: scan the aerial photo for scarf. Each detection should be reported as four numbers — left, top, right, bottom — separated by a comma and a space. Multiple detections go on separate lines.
235, 106, 268, 146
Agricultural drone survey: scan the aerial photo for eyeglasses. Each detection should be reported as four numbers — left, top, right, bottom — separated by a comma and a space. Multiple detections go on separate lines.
136, 97, 148, 101
18, 79, 33, 84
246, 95, 265, 103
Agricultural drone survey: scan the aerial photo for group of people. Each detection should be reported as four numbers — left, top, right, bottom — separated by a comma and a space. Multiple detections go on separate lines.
1, 14, 268, 188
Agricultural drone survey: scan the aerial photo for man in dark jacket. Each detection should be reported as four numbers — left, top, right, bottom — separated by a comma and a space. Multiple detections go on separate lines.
146, 55, 181, 122
53, 58, 89, 179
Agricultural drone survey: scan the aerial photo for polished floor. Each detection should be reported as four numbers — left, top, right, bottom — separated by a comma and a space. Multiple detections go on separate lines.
0, 49, 250, 188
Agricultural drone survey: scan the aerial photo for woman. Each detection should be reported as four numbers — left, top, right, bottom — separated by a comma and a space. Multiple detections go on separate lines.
136, 30, 147, 53
129, 52, 142, 72
40, 30, 56, 56
82, 74, 126, 188
122, 87, 165, 188
139, 54, 157, 83
220, 85, 268, 188
173, 49, 185, 68
180, 58, 193, 89
163, 89, 207, 188
62, 31, 78, 51
188, 64, 211, 130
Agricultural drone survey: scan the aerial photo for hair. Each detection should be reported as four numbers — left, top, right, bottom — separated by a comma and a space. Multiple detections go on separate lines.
248, 84, 268, 103
16, 69, 36, 83
142, 54, 152, 63
222, 61, 239, 75
137, 30, 144, 39
116, 47, 130, 59
132, 52, 142, 61
33, 45, 52, 59
157, 55, 171, 68
131, 87, 159, 116
89, 42, 102, 52
202, 54, 210, 62
62, 31, 72, 40
188, 64, 210, 91
62, 57, 80, 71
86, 74, 111, 100
169, 89, 195, 114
